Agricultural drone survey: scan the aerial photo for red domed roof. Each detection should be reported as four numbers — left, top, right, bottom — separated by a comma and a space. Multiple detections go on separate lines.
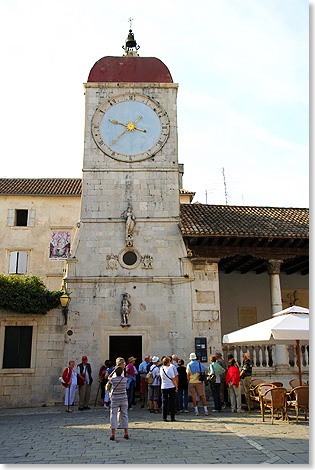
87, 56, 173, 83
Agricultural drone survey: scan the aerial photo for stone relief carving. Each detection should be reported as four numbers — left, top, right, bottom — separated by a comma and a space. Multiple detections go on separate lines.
140, 254, 153, 269
121, 206, 136, 247
120, 292, 131, 327
106, 254, 119, 269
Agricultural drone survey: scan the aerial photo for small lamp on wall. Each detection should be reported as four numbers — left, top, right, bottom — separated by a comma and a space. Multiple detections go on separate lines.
60, 293, 70, 324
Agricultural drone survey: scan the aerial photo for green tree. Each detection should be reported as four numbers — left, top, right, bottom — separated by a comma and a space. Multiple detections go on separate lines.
0, 275, 64, 315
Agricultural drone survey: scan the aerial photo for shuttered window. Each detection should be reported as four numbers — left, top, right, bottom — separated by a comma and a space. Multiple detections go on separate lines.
9, 251, 28, 274
3, 326, 33, 368
7, 209, 35, 227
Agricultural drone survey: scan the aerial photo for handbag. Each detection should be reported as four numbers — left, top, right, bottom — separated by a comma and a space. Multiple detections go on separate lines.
60, 368, 70, 388
105, 381, 111, 391
206, 364, 216, 386
59, 376, 66, 384
199, 363, 205, 382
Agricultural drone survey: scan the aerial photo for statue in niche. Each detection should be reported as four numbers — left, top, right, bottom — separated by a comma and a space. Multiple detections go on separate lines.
120, 292, 131, 327
121, 206, 136, 247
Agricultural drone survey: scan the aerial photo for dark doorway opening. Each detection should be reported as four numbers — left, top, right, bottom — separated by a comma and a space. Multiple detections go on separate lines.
109, 335, 142, 398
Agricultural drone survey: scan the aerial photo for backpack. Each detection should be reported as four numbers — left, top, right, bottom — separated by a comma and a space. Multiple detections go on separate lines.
145, 366, 158, 384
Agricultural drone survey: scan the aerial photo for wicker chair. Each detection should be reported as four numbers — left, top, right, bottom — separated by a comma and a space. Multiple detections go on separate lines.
259, 387, 288, 424
287, 386, 309, 422
248, 382, 275, 413
289, 379, 306, 389
251, 378, 265, 387
270, 381, 283, 387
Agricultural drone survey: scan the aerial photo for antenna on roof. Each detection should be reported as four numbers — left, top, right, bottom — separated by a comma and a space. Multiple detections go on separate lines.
222, 167, 230, 205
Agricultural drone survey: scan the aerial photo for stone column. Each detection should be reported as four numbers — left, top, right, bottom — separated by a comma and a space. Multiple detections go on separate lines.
267, 259, 282, 314
267, 259, 289, 368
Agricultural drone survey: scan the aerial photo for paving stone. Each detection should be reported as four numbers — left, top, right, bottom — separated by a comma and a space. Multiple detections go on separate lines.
0, 405, 309, 464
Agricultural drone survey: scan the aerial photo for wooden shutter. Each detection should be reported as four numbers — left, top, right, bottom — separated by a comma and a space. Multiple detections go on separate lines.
3, 326, 33, 368
9, 252, 17, 274
27, 210, 35, 226
7, 209, 14, 226
17, 252, 28, 274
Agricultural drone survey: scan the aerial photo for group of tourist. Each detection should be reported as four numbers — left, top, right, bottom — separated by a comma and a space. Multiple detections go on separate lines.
61, 351, 252, 440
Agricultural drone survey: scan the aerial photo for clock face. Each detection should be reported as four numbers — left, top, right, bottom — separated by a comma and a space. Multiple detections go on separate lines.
91, 94, 170, 162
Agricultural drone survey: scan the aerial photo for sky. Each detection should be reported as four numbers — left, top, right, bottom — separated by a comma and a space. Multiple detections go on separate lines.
0, 0, 310, 208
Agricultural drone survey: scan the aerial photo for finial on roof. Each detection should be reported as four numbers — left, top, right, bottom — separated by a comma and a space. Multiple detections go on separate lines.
122, 18, 140, 56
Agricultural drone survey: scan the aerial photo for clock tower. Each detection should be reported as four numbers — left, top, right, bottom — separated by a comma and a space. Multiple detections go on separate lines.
64, 29, 193, 368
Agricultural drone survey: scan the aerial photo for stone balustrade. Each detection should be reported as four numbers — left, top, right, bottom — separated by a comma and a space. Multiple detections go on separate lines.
222, 344, 309, 384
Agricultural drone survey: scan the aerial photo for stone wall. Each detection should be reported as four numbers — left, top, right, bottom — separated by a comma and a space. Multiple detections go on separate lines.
189, 259, 222, 358
0, 195, 81, 290
0, 308, 65, 408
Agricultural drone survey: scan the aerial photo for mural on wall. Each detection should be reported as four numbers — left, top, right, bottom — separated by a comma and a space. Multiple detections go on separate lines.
49, 231, 71, 259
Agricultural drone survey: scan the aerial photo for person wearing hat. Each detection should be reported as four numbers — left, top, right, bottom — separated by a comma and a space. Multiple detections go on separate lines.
77, 355, 93, 410
149, 356, 161, 413
186, 352, 209, 416
126, 356, 137, 410
240, 352, 252, 410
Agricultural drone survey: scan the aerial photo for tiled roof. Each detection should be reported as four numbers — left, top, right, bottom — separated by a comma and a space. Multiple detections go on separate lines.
180, 204, 309, 238
0, 178, 82, 196
0, 179, 309, 238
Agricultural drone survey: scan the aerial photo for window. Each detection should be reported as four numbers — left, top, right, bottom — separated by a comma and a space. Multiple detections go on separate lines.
9, 251, 28, 274
3, 326, 33, 368
7, 209, 35, 227
16, 209, 28, 226
119, 248, 141, 269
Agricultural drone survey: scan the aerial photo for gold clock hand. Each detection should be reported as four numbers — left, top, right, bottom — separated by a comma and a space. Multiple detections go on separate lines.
134, 127, 146, 133
132, 116, 142, 125
110, 129, 128, 146
109, 119, 127, 127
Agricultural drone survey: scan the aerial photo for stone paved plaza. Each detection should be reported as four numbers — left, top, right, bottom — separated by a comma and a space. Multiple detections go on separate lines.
0, 403, 309, 465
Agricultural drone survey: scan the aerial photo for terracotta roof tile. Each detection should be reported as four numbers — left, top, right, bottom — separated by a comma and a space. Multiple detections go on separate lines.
180, 204, 309, 238
0, 178, 82, 196
179, 189, 196, 195
0, 179, 309, 238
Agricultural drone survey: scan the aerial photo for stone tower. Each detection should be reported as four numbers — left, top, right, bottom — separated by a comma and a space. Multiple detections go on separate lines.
64, 30, 193, 368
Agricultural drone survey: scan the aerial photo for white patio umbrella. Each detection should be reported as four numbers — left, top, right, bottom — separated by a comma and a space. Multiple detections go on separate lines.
222, 306, 309, 385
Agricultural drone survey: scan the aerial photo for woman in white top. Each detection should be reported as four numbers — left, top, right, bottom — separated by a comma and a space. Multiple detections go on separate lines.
159, 356, 178, 422
62, 360, 83, 413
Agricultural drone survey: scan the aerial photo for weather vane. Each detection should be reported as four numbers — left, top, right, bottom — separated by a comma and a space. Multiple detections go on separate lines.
128, 17, 133, 29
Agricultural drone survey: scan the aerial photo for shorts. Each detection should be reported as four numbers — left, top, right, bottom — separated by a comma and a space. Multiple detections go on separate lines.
188, 382, 204, 397
140, 377, 148, 394
149, 385, 160, 402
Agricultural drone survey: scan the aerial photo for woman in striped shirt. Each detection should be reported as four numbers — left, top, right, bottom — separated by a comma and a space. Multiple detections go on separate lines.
108, 365, 129, 440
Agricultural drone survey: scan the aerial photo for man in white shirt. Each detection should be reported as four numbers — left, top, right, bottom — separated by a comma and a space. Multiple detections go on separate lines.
77, 356, 93, 410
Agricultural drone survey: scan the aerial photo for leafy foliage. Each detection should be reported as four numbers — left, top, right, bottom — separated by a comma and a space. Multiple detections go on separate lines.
0, 275, 64, 315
